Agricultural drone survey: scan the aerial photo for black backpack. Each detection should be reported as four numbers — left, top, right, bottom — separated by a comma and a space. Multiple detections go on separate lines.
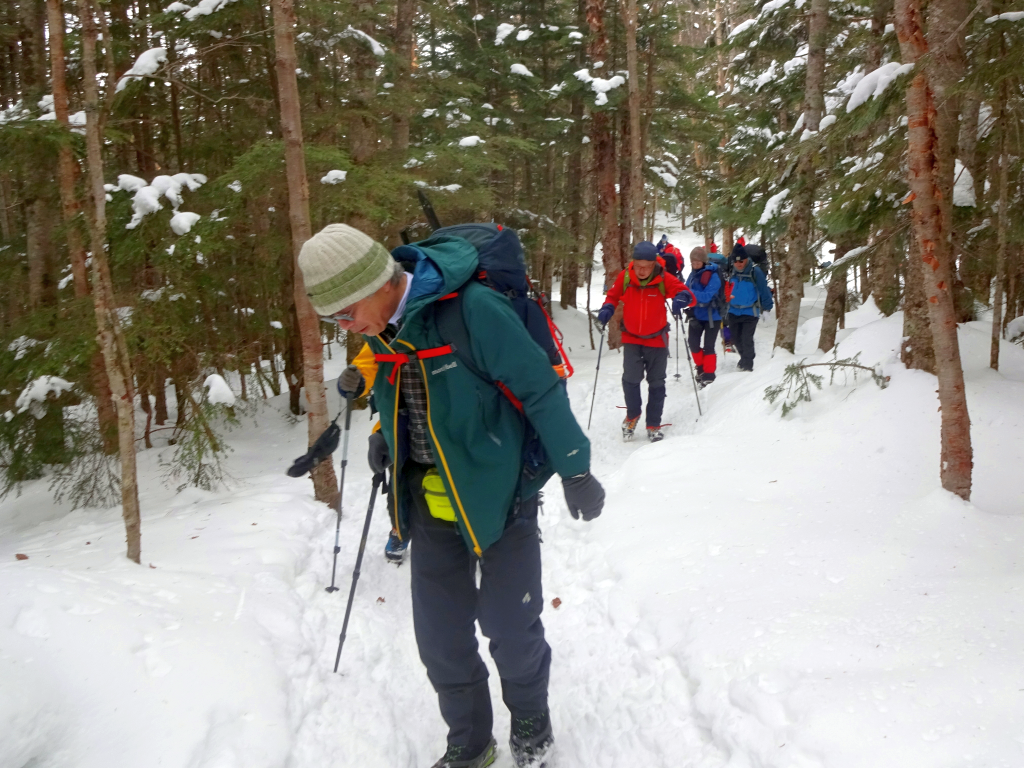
744, 243, 770, 273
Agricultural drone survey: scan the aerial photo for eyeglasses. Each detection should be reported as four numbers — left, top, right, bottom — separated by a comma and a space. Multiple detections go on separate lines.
322, 307, 355, 324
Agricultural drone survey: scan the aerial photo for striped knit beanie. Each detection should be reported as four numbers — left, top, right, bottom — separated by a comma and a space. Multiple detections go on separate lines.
298, 224, 396, 316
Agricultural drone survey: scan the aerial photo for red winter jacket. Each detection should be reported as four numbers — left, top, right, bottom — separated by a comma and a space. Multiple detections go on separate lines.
603, 262, 694, 348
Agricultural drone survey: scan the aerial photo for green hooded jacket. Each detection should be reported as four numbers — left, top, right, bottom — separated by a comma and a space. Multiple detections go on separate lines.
366, 236, 590, 555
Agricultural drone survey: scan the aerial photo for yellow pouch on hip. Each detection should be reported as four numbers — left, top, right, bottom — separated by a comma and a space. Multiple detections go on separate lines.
422, 468, 456, 522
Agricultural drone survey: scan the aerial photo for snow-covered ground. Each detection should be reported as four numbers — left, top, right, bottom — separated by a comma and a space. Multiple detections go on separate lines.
3, 218, 1024, 768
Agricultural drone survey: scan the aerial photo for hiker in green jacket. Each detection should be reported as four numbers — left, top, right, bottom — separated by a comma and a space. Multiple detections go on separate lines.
300, 223, 605, 768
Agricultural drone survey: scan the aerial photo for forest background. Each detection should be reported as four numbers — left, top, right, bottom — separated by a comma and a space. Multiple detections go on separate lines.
1, 0, 1022, 561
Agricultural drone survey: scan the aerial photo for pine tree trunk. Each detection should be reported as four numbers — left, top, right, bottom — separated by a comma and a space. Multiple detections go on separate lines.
990, 79, 1009, 370
391, 0, 417, 154
895, 0, 973, 499
818, 242, 851, 352
79, 0, 142, 563
774, 0, 827, 353
901, 232, 936, 373
621, 0, 644, 248
47, 0, 118, 453
586, 0, 622, 345
271, 0, 340, 507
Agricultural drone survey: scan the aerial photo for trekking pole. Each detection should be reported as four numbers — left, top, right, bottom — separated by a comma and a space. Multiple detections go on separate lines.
674, 317, 682, 380
334, 472, 385, 672
682, 330, 703, 417
325, 392, 354, 594
587, 326, 606, 431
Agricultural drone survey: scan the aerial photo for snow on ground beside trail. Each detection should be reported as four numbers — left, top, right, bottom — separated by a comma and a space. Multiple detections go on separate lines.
3, 214, 1024, 768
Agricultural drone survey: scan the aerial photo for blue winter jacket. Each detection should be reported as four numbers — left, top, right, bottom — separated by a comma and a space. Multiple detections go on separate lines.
727, 263, 774, 317
686, 264, 723, 322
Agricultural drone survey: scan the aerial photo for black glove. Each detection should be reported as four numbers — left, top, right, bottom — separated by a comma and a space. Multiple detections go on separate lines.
286, 421, 340, 477
367, 431, 391, 473
563, 471, 605, 521
337, 364, 364, 398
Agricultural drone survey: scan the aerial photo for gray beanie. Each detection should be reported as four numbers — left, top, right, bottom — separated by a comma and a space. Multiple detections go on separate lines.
298, 224, 396, 316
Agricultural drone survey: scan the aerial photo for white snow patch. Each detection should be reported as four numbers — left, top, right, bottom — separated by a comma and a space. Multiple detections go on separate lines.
953, 160, 976, 207
320, 170, 348, 185
758, 188, 790, 224
510, 63, 534, 77
203, 374, 235, 406
495, 23, 516, 45
985, 11, 1024, 22
729, 18, 757, 38
846, 62, 914, 112
115, 48, 167, 92
15, 376, 73, 416
458, 135, 485, 147
227, 180, 242, 193
170, 212, 201, 235
516, 29, 533, 41
818, 114, 837, 131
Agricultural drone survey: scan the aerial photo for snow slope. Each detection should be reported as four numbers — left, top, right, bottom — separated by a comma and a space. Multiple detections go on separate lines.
3, 222, 1024, 768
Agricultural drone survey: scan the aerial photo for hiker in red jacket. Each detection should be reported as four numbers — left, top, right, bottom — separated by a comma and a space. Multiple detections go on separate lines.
598, 242, 694, 442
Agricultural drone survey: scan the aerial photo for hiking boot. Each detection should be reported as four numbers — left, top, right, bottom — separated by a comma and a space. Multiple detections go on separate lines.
699, 371, 716, 387
647, 427, 665, 442
384, 529, 409, 564
430, 738, 497, 768
622, 415, 640, 441
510, 712, 553, 768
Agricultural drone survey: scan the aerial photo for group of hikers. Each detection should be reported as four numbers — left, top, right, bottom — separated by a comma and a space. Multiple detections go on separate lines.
291, 220, 770, 768
597, 234, 774, 442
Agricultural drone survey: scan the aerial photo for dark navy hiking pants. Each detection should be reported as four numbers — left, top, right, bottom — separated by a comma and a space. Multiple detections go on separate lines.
406, 461, 550, 755
622, 343, 668, 428
727, 314, 759, 370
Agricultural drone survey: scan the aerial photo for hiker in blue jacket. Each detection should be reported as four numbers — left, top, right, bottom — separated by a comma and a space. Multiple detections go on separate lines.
725, 243, 774, 372
685, 246, 723, 386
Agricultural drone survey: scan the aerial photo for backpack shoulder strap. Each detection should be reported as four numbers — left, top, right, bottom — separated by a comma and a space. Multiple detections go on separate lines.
433, 287, 489, 384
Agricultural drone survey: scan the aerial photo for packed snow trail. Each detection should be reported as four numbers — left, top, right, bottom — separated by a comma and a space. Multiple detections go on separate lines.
4, 224, 1024, 767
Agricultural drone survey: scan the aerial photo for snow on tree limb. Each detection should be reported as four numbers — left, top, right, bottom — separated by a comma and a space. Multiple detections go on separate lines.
115, 48, 167, 92
338, 26, 386, 56
845, 62, 914, 112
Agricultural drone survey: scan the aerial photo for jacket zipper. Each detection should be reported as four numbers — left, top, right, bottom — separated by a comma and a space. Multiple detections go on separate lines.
396, 338, 484, 557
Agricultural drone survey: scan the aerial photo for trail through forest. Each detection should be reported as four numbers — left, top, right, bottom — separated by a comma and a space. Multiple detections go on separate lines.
4, 224, 1024, 768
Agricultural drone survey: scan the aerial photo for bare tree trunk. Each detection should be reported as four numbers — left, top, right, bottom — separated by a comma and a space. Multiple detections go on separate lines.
895, 0, 973, 499
868, 234, 900, 315
621, 0, 643, 247
391, 0, 417, 155
271, 0, 340, 507
818, 242, 851, 352
79, 0, 142, 563
901, 232, 936, 373
990, 79, 1009, 370
26, 199, 54, 309
774, 0, 827, 353
586, 0, 623, 346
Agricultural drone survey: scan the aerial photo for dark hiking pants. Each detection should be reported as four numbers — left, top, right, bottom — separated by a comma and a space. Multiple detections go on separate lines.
727, 314, 759, 370
406, 461, 549, 755
622, 343, 668, 427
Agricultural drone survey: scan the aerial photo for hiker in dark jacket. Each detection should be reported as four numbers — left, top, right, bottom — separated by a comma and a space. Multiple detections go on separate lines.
685, 246, 723, 386
301, 224, 605, 768
597, 241, 694, 442
726, 243, 774, 372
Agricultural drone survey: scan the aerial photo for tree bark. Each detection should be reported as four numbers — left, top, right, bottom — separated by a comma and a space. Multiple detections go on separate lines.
901, 231, 936, 373
391, 0, 417, 155
818, 242, 851, 352
621, 0, 644, 247
586, 0, 623, 344
774, 0, 827, 353
78, 0, 142, 563
271, 0, 340, 507
895, 0, 973, 499
990, 79, 1009, 370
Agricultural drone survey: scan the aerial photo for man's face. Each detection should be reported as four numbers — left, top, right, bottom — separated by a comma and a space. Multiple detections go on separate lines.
690, 257, 705, 272
733, 257, 749, 271
633, 259, 656, 280
328, 275, 404, 337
